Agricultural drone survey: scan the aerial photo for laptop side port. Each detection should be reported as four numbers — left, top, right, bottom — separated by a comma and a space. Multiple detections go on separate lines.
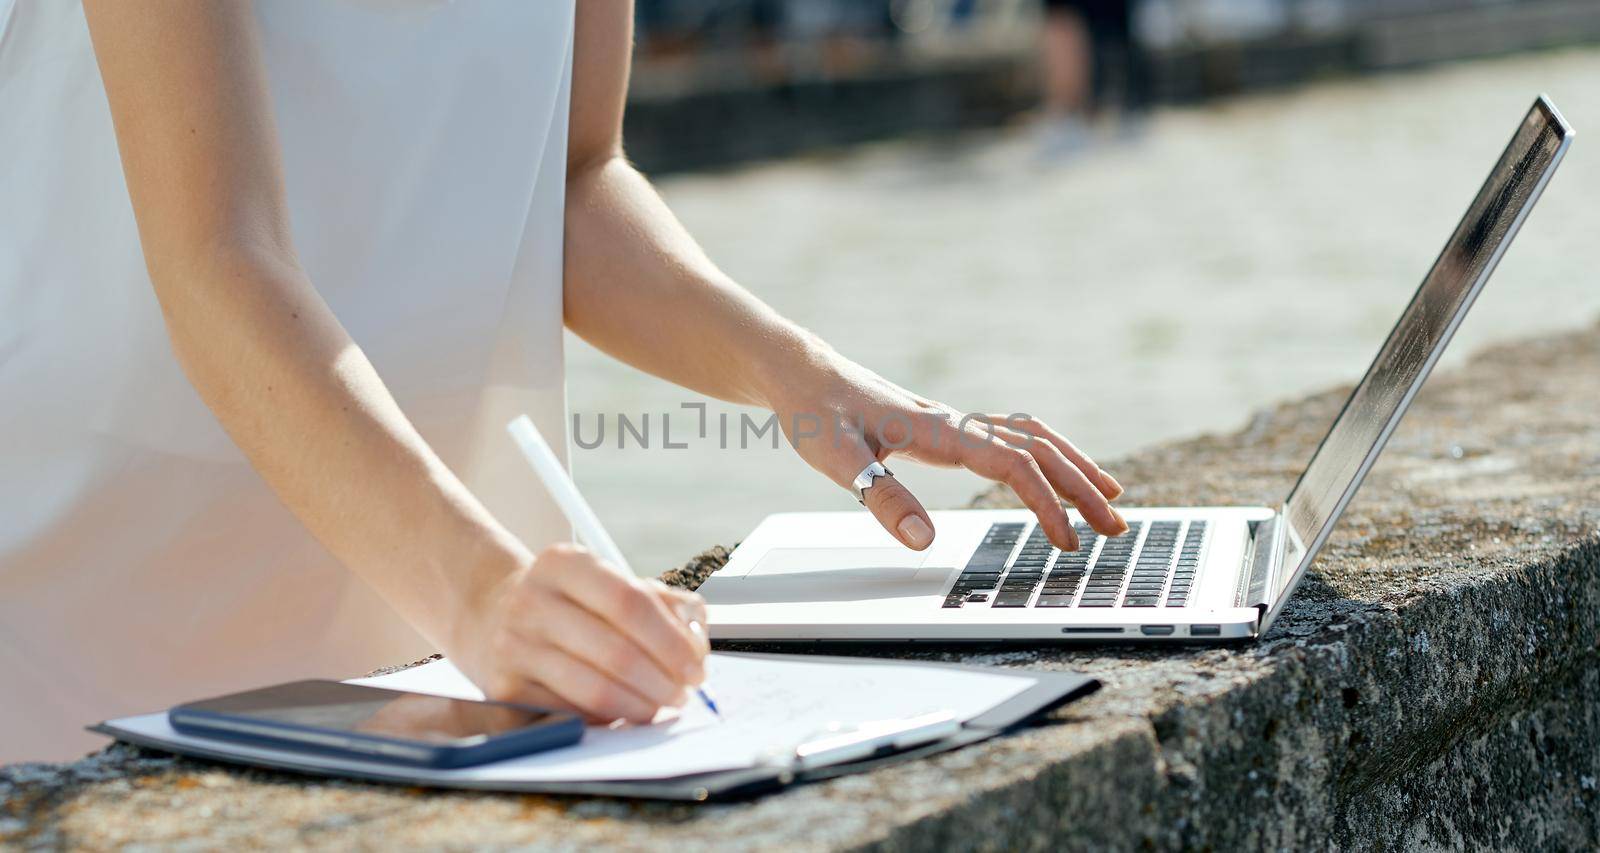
1061, 626, 1123, 634
1191, 624, 1222, 636
1140, 625, 1175, 636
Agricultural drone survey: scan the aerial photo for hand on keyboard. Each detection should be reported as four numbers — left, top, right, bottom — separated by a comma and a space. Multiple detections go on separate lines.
765, 357, 1128, 552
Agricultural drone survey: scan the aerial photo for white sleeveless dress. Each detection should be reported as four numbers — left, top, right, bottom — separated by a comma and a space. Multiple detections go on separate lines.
0, 0, 576, 763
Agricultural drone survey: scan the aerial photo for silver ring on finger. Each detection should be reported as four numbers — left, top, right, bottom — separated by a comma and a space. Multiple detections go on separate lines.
852, 461, 894, 505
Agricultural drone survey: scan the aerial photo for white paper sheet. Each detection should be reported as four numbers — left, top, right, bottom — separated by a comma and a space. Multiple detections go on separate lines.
106, 654, 1035, 782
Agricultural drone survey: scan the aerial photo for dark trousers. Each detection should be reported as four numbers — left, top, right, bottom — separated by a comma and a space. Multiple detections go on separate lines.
1044, 0, 1150, 113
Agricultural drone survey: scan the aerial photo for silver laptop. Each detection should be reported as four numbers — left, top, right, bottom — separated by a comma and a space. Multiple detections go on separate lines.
703, 96, 1573, 643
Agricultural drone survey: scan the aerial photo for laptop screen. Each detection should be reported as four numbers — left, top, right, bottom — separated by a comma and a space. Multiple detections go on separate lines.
1274, 98, 1571, 606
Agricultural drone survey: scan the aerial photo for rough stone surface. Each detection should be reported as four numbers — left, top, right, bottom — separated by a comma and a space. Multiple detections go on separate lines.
3, 324, 1597, 851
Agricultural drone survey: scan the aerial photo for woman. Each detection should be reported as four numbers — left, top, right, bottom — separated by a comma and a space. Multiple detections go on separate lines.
0, 1, 1126, 763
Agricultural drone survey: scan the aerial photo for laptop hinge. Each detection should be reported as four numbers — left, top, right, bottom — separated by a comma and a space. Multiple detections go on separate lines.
1238, 514, 1282, 610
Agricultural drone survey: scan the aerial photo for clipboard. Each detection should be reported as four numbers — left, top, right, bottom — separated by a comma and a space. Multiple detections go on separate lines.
91, 653, 1098, 802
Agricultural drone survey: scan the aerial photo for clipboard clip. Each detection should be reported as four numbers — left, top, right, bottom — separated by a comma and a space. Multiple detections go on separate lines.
764, 710, 962, 773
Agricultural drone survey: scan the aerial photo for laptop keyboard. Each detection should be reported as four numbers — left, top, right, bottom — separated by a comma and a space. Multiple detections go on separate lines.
942, 520, 1208, 609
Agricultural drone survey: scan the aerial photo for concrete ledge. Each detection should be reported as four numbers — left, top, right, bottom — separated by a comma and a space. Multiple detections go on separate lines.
3, 323, 1597, 849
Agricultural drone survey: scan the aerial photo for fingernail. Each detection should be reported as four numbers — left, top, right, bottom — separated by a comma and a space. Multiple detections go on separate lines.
1100, 468, 1124, 497
898, 515, 934, 549
1112, 507, 1130, 535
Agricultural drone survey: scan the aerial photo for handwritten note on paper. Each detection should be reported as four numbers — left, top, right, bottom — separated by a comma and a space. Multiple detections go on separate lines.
350, 653, 1037, 782
105, 654, 1036, 784
348, 656, 1030, 780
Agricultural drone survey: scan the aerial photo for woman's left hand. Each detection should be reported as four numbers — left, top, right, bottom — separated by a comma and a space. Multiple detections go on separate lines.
768, 354, 1128, 554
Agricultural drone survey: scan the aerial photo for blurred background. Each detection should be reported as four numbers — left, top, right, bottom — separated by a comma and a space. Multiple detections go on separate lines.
569, 0, 1600, 574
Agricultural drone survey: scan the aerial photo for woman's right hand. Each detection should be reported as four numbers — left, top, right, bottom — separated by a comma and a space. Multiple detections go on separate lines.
452, 543, 710, 725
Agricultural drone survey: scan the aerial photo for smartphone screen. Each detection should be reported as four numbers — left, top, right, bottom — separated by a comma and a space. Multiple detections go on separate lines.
181, 681, 560, 746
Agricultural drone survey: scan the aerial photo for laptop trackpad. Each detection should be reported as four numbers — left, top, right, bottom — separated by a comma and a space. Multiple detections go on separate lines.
751, 547, 926, 576
717, 548, 952, 604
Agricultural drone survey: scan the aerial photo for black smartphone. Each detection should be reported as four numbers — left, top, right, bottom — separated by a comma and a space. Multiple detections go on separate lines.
169, 680, 583, 769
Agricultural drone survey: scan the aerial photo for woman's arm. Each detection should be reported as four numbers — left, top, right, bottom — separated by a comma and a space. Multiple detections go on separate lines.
83, 0, 704, 723
565, 4, 1127, 552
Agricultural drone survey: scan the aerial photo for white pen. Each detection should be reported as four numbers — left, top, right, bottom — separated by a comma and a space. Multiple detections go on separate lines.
505, 415, 722, 720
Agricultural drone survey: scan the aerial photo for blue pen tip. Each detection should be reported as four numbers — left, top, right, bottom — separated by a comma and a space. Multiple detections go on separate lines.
697, 688, 722, 719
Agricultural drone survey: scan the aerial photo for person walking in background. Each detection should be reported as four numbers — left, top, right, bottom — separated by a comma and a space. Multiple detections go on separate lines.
1038, 0, 1149, 157
0, 0, 1126, 762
